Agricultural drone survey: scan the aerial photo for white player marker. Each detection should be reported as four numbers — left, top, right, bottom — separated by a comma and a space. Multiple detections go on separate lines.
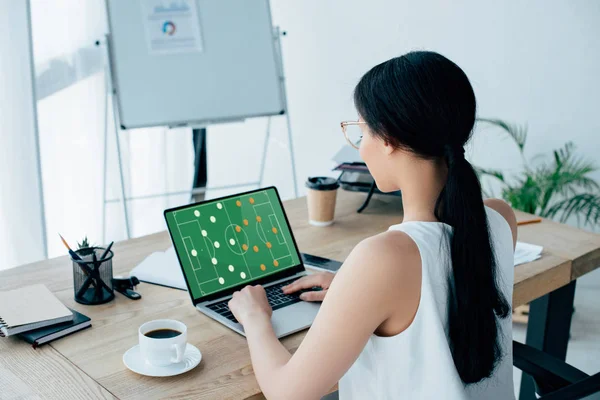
214, 241, 220, 248
240, 272, 247, 279
194, 210, 200, 217
229, 238, 235, 245
217, 203, 223, 210
201, 230, 207, 237
211, 257, 217, 265
218, 277, 225, 285
210, 216, 216, 223
191, 249, 197, 257
228, 265, 234, 272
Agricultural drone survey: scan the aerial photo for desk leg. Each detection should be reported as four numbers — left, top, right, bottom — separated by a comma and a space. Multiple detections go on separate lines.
518, 281, 576, 400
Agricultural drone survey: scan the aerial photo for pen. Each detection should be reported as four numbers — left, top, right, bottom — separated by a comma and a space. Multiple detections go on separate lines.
517, 218, 542, 226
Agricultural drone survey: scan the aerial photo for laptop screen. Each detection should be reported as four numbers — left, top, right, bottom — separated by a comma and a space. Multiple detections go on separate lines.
164, 187, 302, 300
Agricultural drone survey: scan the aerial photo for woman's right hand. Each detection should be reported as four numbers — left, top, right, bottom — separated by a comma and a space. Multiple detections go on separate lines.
282, 272, 335, 302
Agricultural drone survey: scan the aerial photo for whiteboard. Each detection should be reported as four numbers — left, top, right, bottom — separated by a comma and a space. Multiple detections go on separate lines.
105, 0, 285, 129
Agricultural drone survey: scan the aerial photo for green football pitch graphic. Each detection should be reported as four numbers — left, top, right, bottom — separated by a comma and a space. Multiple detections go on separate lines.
165, 188, 301, 299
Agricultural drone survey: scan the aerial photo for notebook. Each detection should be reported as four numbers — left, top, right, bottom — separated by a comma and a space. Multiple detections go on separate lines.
0, 284, 74, 337
130, 246, 187, 290
19, 308, 91, 348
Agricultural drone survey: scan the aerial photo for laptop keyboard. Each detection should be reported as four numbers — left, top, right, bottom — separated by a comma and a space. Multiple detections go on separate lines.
206, 280, 302, 324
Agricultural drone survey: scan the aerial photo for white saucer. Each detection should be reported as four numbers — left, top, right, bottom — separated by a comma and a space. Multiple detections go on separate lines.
123, 344, 202, 377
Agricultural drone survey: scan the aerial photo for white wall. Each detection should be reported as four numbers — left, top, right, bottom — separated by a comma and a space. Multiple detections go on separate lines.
262, 0, 600, 216
0, 0, 47, 269
5, 0, 600, 268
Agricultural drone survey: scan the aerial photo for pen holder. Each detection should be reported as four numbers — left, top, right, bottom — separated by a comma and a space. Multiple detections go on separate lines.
72, 247, 115, 305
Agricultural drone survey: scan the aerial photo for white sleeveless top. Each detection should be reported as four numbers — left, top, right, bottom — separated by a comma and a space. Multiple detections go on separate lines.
339, 207, 515, 399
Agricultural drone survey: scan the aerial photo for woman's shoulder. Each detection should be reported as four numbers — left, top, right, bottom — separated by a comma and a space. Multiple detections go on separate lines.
365, 229, 419, 252
347, 230, 421, 279
484, 198, 517, 247
339, 230, 422, 334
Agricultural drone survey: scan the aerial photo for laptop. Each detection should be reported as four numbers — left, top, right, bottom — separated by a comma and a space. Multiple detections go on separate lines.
164, 186, 320, 338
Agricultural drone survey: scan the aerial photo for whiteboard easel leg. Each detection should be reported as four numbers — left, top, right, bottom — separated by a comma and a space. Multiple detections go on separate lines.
258, 117, 271, 188
274, 27, 299, 198
112, 98, 132, 239
284, 111, 298, 198
101, 72, 109, 244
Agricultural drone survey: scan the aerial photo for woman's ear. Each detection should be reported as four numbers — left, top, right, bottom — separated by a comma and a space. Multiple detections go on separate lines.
383, 139, 395, 156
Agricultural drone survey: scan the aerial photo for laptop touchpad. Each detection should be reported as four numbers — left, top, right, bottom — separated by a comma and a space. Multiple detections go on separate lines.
271, 301, 320, 338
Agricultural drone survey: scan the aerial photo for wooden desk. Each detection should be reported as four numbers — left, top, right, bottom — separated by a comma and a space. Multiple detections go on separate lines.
1, 190, 599, 400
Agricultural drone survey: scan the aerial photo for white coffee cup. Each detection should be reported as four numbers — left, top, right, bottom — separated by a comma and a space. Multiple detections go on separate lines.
139, 319, 187, 367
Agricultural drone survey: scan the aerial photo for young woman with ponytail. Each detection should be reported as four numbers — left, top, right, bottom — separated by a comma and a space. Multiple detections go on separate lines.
228, 51, 518, 399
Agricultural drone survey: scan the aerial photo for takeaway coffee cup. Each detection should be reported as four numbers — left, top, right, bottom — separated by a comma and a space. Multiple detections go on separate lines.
306, 177, 340, 227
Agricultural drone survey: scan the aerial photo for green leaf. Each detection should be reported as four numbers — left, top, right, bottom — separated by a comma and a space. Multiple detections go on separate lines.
545, 194, 600, 226
477, 118, 528, 153
476, 119, 600, 228
474, 166, 506, 182
77, 236, 90, 249
537, 142, 599, 215
501, 174, 541, 214
77, 236, 95, 256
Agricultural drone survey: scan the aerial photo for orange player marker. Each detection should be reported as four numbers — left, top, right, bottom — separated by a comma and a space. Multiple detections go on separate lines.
249, 197, 255, 204
243, 219, 249, 226
260, 264, 266, 271
266, 242, 272, 249
236, 200, 242, 207
253, 245, 259, 253
256, 216, 262, 222
235, 225, 242, 233
242, 244, 248, 251
273, 260, 279, 267
272, 227, 278, 234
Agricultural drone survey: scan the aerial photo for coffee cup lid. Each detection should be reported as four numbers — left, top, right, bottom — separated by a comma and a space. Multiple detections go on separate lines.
305, 177, 340, 191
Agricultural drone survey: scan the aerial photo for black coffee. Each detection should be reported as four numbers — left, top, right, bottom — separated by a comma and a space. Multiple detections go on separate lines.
144, 328, 182, 339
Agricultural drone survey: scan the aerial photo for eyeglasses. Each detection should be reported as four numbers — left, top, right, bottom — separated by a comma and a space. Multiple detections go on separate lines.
340, 120, 367, 149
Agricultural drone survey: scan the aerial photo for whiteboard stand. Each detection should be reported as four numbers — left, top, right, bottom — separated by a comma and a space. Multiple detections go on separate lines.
274, 27, 300, 200
100, 28, 298, 242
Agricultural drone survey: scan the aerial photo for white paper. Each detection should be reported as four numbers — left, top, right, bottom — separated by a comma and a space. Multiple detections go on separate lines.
514, 241, 543, 266
141, 0, 203, 55
130, 246, 187, 290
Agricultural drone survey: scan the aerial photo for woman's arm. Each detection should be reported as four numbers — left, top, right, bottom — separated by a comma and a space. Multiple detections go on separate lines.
229, 232, 421, 400
484, 198, 518, 248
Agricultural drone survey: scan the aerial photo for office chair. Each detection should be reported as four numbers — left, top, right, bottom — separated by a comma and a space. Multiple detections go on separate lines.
514, 341, 600, 399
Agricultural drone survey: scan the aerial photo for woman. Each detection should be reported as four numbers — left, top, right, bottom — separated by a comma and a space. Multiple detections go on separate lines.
229, 51, 517, 399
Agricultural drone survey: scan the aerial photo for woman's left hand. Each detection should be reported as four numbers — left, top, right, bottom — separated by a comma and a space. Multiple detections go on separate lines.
228, 285, 273, 326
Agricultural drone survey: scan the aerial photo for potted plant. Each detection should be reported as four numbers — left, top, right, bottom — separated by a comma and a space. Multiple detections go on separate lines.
476, 118, 600, 228
76, 236, 96, 257
475, 119, 600, 322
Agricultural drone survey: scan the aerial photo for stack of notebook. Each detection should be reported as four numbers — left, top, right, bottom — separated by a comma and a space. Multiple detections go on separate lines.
0, 284, 91, 348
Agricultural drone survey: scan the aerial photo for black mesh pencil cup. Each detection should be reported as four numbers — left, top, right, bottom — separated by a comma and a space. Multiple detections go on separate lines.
72, 247, 115, 305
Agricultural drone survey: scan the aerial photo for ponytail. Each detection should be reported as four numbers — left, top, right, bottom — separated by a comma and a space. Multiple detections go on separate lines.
435, 145, 511, 383
354, 50, 511, 384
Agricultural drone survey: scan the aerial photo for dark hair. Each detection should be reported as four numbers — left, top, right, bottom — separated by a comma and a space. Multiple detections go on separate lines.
354, 51, 510, 384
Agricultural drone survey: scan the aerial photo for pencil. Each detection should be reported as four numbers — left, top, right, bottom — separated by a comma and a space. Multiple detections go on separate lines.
59, 234, 96, 287
517, 218, 542, 226
59, 234, 83, 260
